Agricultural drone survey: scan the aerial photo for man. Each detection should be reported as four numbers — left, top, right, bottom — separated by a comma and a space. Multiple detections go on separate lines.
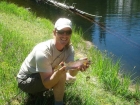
17, 18, 89, 105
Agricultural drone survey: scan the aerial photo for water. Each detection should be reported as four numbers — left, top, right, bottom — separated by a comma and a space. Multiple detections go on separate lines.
90, 0, 140, 79
6, 0, 140, 79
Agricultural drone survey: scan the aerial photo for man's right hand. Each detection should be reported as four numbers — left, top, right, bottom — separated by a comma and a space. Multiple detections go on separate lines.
54, 62, 67, 73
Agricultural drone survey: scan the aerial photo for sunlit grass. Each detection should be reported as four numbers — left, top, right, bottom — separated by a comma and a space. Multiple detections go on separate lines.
0, 1, 140, 105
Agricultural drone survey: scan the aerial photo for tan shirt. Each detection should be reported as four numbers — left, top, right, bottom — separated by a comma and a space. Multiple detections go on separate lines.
17, 39, 74, 79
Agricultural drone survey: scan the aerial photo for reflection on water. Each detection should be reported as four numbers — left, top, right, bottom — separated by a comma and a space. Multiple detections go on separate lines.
116, 0, 132, 14
92, 0, 140, 79
5, 0, 140, 78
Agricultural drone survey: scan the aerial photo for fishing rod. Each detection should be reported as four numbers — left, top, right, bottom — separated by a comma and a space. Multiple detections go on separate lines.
44, 0, 140, 50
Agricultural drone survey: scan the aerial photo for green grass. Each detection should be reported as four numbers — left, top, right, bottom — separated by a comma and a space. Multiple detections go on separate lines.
0, 1, 140, 105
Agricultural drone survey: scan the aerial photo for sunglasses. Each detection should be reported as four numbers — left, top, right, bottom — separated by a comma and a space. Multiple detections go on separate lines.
56, 29, 72, 35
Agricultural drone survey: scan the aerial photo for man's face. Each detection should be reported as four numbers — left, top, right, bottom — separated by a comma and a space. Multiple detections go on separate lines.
54, 27, 72, 49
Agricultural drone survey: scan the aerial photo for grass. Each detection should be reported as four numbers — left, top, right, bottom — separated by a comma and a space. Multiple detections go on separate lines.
0, 1, 140, 105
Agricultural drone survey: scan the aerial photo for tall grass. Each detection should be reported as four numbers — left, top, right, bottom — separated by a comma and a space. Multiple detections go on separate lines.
0, 1, 140, 105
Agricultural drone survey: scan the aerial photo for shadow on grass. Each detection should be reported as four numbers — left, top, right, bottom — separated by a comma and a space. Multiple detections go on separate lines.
23, 91, 83, 105
24, 94, 54, 105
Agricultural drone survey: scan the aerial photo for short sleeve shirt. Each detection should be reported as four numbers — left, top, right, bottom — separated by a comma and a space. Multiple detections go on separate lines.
17, 39, 74, 79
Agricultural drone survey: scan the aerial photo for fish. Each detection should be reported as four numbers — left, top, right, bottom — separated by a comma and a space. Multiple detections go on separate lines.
54, 59, 91, 71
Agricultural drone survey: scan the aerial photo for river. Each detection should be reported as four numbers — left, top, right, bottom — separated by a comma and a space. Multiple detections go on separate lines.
6, 0, 140, 79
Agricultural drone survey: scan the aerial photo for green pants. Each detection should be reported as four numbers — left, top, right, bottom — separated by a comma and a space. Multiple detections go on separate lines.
17, 73, 48, 95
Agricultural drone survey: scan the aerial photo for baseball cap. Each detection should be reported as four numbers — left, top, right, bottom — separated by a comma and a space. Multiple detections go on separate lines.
55, 18, 72, 30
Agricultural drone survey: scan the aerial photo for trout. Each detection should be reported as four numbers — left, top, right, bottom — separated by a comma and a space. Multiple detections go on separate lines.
54, 59, 91, 71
